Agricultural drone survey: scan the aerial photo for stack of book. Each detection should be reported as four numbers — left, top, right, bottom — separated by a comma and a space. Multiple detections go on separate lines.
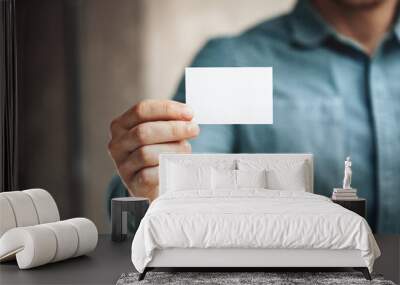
332, 188, 358, 200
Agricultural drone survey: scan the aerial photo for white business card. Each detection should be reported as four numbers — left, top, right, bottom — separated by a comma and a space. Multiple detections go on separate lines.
185, 67, 273, 124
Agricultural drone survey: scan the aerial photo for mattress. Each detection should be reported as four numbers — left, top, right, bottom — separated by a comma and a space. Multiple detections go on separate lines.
131, 190, 380, 273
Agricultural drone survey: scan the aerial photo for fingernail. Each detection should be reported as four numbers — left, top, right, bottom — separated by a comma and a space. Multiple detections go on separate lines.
187, 122, 199, 133
182, 107, 194, 119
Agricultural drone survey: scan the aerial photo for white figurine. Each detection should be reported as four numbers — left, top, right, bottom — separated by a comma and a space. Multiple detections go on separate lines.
343, 156, 352, 189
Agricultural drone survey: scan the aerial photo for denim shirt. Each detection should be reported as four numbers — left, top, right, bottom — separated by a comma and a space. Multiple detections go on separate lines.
108, 0, 400, 233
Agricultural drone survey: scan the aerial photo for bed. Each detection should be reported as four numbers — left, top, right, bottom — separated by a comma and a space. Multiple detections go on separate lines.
131, 154, 380, 281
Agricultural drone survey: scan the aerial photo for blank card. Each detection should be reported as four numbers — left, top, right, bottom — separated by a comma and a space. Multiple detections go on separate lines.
185, 67, 273, 124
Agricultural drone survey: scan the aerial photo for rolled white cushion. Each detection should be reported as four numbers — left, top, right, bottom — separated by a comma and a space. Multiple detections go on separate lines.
0, 226, 57, 269
66, 218, 98, 257
0, 218, 98, 269
0, 191, 39, 227
0, 196, 17, 237
42, 221, 79, 262
23, 189, 60, 223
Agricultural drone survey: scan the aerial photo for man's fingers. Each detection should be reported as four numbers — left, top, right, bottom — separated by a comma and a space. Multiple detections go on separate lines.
108, 99, 197, 201
117, 100, 193, 132
118, 141, 191, 175
125, 166, 159, 201
118, 166, 159, 199
134, 166, 159, 188
117, 120, 199, 155
108, 120, 198, 166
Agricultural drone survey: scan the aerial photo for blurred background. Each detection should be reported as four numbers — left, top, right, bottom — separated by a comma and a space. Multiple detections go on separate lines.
15, 0, 295, 233
2, 1, 396, 282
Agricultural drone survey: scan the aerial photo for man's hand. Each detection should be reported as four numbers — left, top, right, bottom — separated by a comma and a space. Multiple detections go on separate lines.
108, 99, 199, 201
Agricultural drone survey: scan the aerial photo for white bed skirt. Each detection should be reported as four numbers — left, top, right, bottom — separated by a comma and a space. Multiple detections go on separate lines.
148, 248, 366, 268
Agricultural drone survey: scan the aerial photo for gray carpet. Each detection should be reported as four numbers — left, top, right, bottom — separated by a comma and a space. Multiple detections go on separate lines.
117, 272, 396, 285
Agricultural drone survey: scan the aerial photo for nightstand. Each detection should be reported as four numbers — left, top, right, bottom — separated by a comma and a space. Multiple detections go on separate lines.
111, 197, 149, 242
332, 198, 366, 218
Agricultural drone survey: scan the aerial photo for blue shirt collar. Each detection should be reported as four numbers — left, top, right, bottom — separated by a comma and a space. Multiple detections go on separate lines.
289, 0, 334, 47
290, 0, 400, 48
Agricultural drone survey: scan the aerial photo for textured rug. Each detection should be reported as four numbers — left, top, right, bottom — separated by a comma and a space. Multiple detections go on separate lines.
116, 271, 396, 285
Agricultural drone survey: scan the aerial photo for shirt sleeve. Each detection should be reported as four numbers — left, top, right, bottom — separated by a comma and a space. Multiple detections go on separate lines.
173, 37, 239, 153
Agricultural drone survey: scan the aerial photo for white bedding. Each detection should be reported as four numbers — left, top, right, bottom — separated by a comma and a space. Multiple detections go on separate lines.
131, 190, 380, 273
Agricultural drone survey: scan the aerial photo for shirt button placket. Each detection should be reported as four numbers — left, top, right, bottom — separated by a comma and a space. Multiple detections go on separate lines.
369, 61, 397, 233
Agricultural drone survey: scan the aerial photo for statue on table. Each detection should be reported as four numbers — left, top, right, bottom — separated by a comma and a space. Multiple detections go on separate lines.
342, 156, 352, 189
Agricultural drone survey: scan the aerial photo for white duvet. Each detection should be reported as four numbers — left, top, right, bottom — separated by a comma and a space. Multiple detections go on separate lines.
131, 190, 380, 273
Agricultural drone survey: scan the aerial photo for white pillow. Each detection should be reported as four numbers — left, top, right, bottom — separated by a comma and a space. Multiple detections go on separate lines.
266, 166, 306, 191
238, 159, 308, 191
212, 169, 268, 190
167, 163, 212, 191
236, 169, 267, 188
212, 169, 236, 190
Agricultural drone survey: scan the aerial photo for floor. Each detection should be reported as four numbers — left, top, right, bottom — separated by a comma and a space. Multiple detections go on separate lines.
0, 235, 133, 284
373, 235, 400, 284
0, 235, 399, 284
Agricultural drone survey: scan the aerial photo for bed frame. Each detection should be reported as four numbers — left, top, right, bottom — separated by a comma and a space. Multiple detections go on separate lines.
139, 154, 371, 281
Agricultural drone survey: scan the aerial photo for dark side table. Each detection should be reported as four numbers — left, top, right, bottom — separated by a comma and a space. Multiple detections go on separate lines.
332, 198, 366, 218
111, 197, 149, 242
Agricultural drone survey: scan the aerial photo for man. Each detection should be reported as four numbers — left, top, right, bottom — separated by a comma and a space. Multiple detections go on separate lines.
107, 0, 400, 233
